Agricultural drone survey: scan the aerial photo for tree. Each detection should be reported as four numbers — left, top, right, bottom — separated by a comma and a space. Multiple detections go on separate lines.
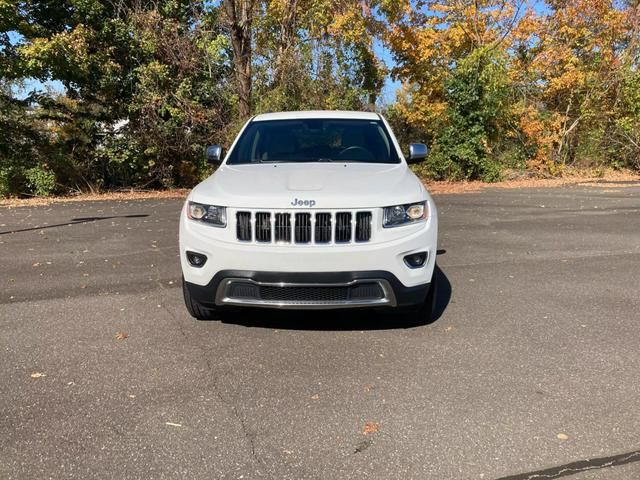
223, 0, 256, 119
511, 0, 630, 170
384, 0, 525, 180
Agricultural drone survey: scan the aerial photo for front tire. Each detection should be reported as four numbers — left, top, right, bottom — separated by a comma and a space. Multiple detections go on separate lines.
399, 267, 439, 324
182, 276, 218, 320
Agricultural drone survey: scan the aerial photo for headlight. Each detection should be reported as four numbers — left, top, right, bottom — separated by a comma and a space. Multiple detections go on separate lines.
383, 201, 428, 228
187, 201, 227, 227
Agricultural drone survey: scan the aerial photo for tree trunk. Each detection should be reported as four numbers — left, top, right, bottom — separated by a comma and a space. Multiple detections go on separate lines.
272, 0, 298, 85
224, 0, 254, 120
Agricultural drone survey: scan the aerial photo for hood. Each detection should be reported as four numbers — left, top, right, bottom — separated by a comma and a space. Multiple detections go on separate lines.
190, 163, 427, 209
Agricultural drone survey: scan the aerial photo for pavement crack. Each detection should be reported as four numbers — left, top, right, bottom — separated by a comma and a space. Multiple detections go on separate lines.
495, 449, 640, 480
161, 302, 263, 468
202, 354, 262, 467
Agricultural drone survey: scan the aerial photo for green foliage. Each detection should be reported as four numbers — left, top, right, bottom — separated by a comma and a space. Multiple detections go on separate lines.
427, 49, 514, 182
24, 165, 55, 196
0, 86, 53, 196
1, 1, 234, 196
611, 70, 640, 170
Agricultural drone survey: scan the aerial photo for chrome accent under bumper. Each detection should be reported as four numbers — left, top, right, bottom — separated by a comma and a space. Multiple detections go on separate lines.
215, 278, 397, 309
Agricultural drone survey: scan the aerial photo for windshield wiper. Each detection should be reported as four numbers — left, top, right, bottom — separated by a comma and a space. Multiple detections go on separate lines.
257, 158, 364, 164
259, 159, 335, 163
259, 159, 300, 163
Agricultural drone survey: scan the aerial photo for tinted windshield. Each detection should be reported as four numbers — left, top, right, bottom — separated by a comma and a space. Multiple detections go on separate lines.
226, 119, 401, 164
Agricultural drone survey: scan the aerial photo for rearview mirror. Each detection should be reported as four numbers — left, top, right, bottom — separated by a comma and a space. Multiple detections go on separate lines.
205, 145, 223, 165
408, 143, 428, 164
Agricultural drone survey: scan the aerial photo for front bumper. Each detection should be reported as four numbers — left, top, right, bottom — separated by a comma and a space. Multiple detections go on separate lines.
184, 270, 432, 309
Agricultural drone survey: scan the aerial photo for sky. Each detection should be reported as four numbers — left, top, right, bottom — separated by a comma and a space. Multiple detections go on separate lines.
374, 39, 402, 106
7, 31, 63, 99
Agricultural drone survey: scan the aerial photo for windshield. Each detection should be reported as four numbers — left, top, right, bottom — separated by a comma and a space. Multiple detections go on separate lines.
226, 118, 401, 164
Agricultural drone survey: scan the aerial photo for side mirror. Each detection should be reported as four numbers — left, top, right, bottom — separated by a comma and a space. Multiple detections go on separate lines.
408, 143, 428, 164
205, 145, 223, 165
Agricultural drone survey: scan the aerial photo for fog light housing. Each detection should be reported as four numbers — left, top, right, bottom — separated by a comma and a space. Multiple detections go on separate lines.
186, 251, 207, 268
404, 252, 427, 269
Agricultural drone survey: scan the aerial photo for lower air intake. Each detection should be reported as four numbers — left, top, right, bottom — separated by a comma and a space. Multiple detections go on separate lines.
226, 282, 384, 304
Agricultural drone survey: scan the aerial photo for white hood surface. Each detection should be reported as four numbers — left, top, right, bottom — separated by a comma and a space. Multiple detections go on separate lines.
190, 163, 427, 209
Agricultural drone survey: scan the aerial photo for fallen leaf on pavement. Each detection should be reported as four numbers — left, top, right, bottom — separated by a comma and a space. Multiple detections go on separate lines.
115, 332, 128, 340
363, 422, 379, 435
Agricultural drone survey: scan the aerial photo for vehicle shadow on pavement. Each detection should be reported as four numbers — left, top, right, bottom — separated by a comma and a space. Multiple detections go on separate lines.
0, 214, 149, 235
219, 265, 452, 331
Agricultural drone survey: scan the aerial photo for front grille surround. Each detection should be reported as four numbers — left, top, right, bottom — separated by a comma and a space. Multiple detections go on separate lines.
235, 210, 373, 244
217, 278, 396, 309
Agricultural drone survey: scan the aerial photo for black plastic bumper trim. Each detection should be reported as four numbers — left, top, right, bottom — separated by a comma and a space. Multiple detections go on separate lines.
184, 270, 430, 309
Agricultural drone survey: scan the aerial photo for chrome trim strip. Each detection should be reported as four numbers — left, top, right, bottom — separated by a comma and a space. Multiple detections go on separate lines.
215, 278, 397, 309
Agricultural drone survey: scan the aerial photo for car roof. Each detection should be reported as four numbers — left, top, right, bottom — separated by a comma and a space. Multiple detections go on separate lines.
252, 110, 381, 122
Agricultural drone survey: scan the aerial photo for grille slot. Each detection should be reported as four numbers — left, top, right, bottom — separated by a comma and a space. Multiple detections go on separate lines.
237, 212, 252, 241
295, 213, 311, 243
315, 213, 332, 243
355, 212, 372, 242
255, 212, 271, 242
275, 213, 291, 243
335, 212, 352, 243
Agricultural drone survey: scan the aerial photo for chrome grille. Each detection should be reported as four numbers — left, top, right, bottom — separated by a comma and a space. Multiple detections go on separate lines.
235, 211, 372, 244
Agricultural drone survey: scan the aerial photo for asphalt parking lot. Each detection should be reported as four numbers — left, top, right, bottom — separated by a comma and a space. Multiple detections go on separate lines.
1, 184, 640, 480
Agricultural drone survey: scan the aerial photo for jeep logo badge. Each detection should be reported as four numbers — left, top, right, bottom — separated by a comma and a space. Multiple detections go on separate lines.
291, 198, 316, 208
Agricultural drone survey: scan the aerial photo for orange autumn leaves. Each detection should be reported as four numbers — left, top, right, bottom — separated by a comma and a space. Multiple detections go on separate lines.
383, 0, 640, 176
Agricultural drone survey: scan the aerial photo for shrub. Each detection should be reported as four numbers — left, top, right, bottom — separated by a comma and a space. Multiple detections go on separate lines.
24, 166, 56, 196
426, 48, 515, 182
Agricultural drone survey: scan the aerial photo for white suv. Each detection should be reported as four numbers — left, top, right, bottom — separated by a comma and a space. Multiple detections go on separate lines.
179, 111, 438, 320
